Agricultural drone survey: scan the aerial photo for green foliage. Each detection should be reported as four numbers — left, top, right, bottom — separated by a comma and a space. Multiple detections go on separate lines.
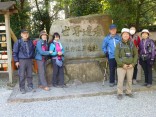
104, 0, 156, 31
10, 1, 31, 38
70, 0, 103, 16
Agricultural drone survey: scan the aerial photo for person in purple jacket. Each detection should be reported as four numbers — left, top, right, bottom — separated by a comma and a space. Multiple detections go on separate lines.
139, 29, 155, 88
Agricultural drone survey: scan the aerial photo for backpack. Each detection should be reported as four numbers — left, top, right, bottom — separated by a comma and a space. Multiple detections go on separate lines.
118, 41, 134, 58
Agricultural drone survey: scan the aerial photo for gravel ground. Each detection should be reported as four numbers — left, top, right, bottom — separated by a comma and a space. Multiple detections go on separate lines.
0, 89, 156, 117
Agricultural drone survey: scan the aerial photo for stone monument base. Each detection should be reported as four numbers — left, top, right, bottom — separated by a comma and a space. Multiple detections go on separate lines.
46, 58, 108, 85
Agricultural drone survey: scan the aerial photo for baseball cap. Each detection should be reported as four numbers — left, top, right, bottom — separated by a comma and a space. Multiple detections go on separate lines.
109, 24, 117, 30
21, 29, 29, 33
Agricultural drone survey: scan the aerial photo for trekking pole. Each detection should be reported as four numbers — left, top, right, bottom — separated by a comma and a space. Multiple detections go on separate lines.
102, 60, 108, 86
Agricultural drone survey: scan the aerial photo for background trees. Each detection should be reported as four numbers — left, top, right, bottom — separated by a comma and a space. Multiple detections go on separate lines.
0, 0, 155, 37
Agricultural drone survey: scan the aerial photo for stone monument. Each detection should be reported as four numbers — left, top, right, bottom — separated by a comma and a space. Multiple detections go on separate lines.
46, 14, 112, 84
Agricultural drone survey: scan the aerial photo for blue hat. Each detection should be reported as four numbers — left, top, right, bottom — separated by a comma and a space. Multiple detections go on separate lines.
109, 24, 117, 29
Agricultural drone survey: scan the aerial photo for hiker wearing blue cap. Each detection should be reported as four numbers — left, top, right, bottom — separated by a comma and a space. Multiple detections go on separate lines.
102, 24, 121, 87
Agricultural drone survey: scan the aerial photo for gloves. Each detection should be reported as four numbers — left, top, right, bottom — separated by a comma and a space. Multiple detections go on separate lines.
150, 59, 154, 65
105, 52, 109, 58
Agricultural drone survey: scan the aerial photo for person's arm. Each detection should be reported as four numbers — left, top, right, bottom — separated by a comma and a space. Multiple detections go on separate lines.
36, 40, 50, 55
115, 44, 123, 67
49, 43, 57, 56
151, 40, 155, 60
13, 41, 20, 62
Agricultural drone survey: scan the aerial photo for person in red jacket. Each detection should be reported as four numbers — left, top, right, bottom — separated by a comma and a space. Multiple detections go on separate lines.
129, 27, 140, 85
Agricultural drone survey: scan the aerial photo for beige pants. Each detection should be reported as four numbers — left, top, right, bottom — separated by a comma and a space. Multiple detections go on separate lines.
117, 67, 134, 95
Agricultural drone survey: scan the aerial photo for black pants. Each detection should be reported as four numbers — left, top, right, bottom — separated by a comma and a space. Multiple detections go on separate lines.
52, 59, 64, 86
19, 59, 33, 90
108, 58, 117, 83
133, 64, 138, 80
140, 59, 152, 85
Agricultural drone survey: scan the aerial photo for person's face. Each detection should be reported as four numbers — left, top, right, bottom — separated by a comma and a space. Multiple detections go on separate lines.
21, 32, 29, 40
141, 32, 149, 39
41, 34, 47, 40
122, 32, 130, 42
109, 28, 117, 36
54, 36, 60, 41
130, 27, 136, 35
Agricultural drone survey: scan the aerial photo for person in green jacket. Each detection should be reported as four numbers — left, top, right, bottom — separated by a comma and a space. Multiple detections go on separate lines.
115, 28, 138, 100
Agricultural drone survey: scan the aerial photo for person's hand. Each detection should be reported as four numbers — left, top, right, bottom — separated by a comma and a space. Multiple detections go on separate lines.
150, 59, 154, 65
49, 51, 53, 54
15, 62, 20, 68
127, 64, 133, 69
123, 64, 128, 69
58, 52, 62, 55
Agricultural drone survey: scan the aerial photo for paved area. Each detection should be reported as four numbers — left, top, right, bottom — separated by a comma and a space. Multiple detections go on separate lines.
0, 89, 156, 117
0, 71, 156, 117
7, 74, 156, 103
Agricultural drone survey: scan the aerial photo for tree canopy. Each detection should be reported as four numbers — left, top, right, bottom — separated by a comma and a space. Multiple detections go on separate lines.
0, 0, 155, 37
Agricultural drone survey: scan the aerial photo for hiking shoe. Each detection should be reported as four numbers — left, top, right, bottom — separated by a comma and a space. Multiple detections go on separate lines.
147, 84, 152, 88
27, 87, 33, 92
125, 93, 134, 98
109, 83, 115, 87
117, 94, 123, 100
20, 89, 26, 94
132, 79, 137, 85
142, 83, 148, 86
57, 84, 68, 88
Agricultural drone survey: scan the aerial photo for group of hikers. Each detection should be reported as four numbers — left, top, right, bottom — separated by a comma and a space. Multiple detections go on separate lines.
13, 24, 155, 100
102, 24, 155, 100
13, 30, 66, 94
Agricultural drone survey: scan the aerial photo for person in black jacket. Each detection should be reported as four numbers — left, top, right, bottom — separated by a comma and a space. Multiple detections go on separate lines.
13, 29, 35, 94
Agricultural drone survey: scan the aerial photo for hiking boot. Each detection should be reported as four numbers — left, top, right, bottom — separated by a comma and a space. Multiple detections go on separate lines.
57, 84, 68, 88
20, 89, 26, 94
27, 87, 33, 92
125, 93, 134, 98
132, 79, 137, 85
117, 94, 123, 100
147, 84, 152, 88
109, 83, 115, 87
142, 83, 148, 86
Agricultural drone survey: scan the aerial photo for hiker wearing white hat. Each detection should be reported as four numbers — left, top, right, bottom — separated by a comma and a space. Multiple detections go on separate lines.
115, 28, 138, 100
139, 29, 155, 88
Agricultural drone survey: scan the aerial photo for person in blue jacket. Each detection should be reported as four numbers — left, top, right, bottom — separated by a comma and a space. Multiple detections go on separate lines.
13, 29, 35, 94
35, 30, 52, 91
102, 24, 121, 87
49, 32, 66, 88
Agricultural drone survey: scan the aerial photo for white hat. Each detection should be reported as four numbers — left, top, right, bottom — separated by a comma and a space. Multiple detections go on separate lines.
141, 29, 150, 35
121, 28, 130, 34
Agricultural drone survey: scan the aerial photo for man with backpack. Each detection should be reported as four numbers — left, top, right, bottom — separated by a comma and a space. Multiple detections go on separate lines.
115, 28, 138, 100
13, 29, 35, 94
102, 24, 121, 87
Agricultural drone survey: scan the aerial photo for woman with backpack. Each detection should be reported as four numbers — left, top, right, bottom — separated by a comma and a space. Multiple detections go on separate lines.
139, 29, 155, 88
115, 28, 138, 100
49, 32, 66, 88
35, 30, 52, 91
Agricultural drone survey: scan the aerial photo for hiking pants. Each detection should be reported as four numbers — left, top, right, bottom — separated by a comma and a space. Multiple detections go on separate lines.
19, 59, 33, 90
117, 67, 134, 94
52, 59, 64, 86
108, 58, 117, 83
37, 60, 48, 87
